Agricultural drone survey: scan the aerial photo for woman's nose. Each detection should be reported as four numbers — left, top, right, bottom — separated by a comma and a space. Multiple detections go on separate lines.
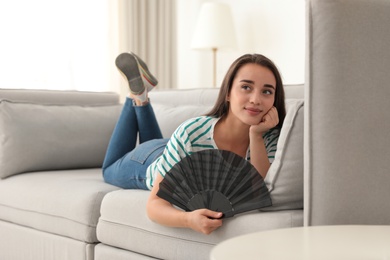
249, 93, 261, 104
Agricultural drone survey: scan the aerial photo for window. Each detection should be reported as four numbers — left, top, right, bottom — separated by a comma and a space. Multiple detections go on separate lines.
0, 0, 111, 92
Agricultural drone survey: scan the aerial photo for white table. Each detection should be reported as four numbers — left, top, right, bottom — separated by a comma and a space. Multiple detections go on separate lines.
210, 225, 390, 260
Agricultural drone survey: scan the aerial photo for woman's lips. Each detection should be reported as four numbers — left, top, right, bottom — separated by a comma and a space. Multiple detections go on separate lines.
245, 107, 262, 116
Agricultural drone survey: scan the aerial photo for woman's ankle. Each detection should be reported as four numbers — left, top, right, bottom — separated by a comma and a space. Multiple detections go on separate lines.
128, 93, 149, 106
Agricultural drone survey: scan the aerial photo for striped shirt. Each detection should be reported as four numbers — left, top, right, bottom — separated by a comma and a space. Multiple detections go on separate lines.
145, 116, 279, 190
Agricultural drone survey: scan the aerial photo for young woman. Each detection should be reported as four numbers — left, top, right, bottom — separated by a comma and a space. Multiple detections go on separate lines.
103, 52, 286, 234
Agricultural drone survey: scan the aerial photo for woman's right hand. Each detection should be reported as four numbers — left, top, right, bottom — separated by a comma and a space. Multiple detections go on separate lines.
147, 174, 223, 235
186, 209, 223, 235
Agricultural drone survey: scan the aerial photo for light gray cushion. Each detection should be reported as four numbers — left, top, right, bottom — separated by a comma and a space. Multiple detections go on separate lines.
97, 190, 303, 260
0, 100, 121, 179
152, 103, 213, 138
0, 169, 120, 243
264, 99, 304, 210
0, 219, 95, 260
95, 244, 157, 260
149, 88, 219, 138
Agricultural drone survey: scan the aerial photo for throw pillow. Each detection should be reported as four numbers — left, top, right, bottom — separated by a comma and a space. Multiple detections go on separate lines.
0, 100, 121, 179
263, 99, 304, 210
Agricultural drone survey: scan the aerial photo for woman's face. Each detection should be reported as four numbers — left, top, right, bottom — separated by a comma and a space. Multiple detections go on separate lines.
227, 63, 276, 126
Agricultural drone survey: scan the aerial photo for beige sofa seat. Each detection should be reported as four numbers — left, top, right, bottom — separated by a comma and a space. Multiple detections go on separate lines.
0, 169, 119, 243
97, 190, 302, 260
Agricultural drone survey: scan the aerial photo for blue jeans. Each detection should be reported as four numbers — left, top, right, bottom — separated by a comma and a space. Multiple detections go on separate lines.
103, 98, 168, 189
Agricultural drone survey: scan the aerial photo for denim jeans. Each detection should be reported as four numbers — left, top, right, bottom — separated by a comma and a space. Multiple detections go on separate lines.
103, 98, 168, 189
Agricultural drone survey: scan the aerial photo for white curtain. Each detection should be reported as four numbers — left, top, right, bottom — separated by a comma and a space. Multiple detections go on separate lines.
113, 0, 177, 98
0, 0, 176, 98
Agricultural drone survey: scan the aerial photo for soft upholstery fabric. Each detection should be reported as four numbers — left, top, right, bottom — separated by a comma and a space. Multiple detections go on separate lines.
0, 100, 121, 179
95, 244, 158, 260
0, 220, 95, 260
0, 169, 120, 242
97, 190, 303, 260
264, 99, 304, 210
305, 0, 390, 225
0, 88, 120, 105
149, 88, 219, 138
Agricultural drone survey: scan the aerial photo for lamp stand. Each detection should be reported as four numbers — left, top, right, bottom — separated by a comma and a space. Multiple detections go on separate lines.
212, 47, 217, 88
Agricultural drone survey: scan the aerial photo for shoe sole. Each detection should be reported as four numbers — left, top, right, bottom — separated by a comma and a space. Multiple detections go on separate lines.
132, 53, 158, 86
115, 53, 145, 95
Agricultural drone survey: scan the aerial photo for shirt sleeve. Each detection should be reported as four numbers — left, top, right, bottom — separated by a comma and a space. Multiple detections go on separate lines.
262, 128, 280, 163
150, 119, 195, 180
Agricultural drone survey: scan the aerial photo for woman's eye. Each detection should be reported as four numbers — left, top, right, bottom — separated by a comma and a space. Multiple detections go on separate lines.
242, 85, 251, 90
263, 89, 273, 95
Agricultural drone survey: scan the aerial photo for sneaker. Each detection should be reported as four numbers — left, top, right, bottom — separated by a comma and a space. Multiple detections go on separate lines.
115, 53, 145, 96
131, 52, 158, 92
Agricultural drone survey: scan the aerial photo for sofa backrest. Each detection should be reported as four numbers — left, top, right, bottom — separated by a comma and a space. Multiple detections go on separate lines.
305, 0, 390, 225
0, 88, 120, 105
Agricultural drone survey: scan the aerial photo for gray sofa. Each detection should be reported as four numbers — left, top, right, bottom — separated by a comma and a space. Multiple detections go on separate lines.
2, 0, 390, 258
0, 85, 304, 260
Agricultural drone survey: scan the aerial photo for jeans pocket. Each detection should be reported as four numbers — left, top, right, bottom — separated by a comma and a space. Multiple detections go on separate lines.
129, 139, 168, 164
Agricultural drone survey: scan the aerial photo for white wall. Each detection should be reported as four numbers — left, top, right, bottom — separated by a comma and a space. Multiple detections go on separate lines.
176, 0, 305, 89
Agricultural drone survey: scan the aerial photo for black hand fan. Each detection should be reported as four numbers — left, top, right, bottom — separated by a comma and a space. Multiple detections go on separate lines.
156, 149, 272, 218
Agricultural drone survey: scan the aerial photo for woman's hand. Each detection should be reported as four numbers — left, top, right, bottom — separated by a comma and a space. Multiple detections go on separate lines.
147, 174, 223, 235
186, 209, 223, 235
248, 106, 278, 178
250, 106, 279, 135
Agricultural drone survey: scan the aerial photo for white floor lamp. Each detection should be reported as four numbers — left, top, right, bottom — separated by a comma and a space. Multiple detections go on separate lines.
191, 2, 237, 88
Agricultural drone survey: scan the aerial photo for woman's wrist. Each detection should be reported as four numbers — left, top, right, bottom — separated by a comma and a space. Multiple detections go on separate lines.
249, 129, 264, 141
181, 211, 191, 229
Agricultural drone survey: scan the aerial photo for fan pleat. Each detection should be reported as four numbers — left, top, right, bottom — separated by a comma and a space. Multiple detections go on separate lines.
157, 149, 272, 217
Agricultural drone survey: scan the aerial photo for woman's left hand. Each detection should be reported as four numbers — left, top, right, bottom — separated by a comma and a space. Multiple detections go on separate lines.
250, 106, 279, 135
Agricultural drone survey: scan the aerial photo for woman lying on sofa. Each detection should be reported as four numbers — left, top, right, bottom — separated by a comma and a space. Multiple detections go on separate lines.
102, 52, 286, 234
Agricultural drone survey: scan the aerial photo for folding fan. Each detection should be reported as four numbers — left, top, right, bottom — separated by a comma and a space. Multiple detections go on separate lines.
156, 149, 272, 218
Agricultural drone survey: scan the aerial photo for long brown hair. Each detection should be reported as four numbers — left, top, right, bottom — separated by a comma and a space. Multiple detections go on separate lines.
205, 53, 286, 129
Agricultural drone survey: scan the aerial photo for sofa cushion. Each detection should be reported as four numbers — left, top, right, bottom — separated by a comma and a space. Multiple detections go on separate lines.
0, 169, 120, 243
149, 88, 219, 138
0, 100, 121, 179
95, 244, 157, 260
264, 99, 304, 210
97, 190, 303, 260
0, 220, 96, 260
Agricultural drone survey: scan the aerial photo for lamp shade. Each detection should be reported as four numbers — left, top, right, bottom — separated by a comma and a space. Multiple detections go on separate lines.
191, 2, 237, 50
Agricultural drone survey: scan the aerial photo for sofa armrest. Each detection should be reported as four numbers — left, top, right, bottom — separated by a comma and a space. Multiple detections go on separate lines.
305, 0, 390, 225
